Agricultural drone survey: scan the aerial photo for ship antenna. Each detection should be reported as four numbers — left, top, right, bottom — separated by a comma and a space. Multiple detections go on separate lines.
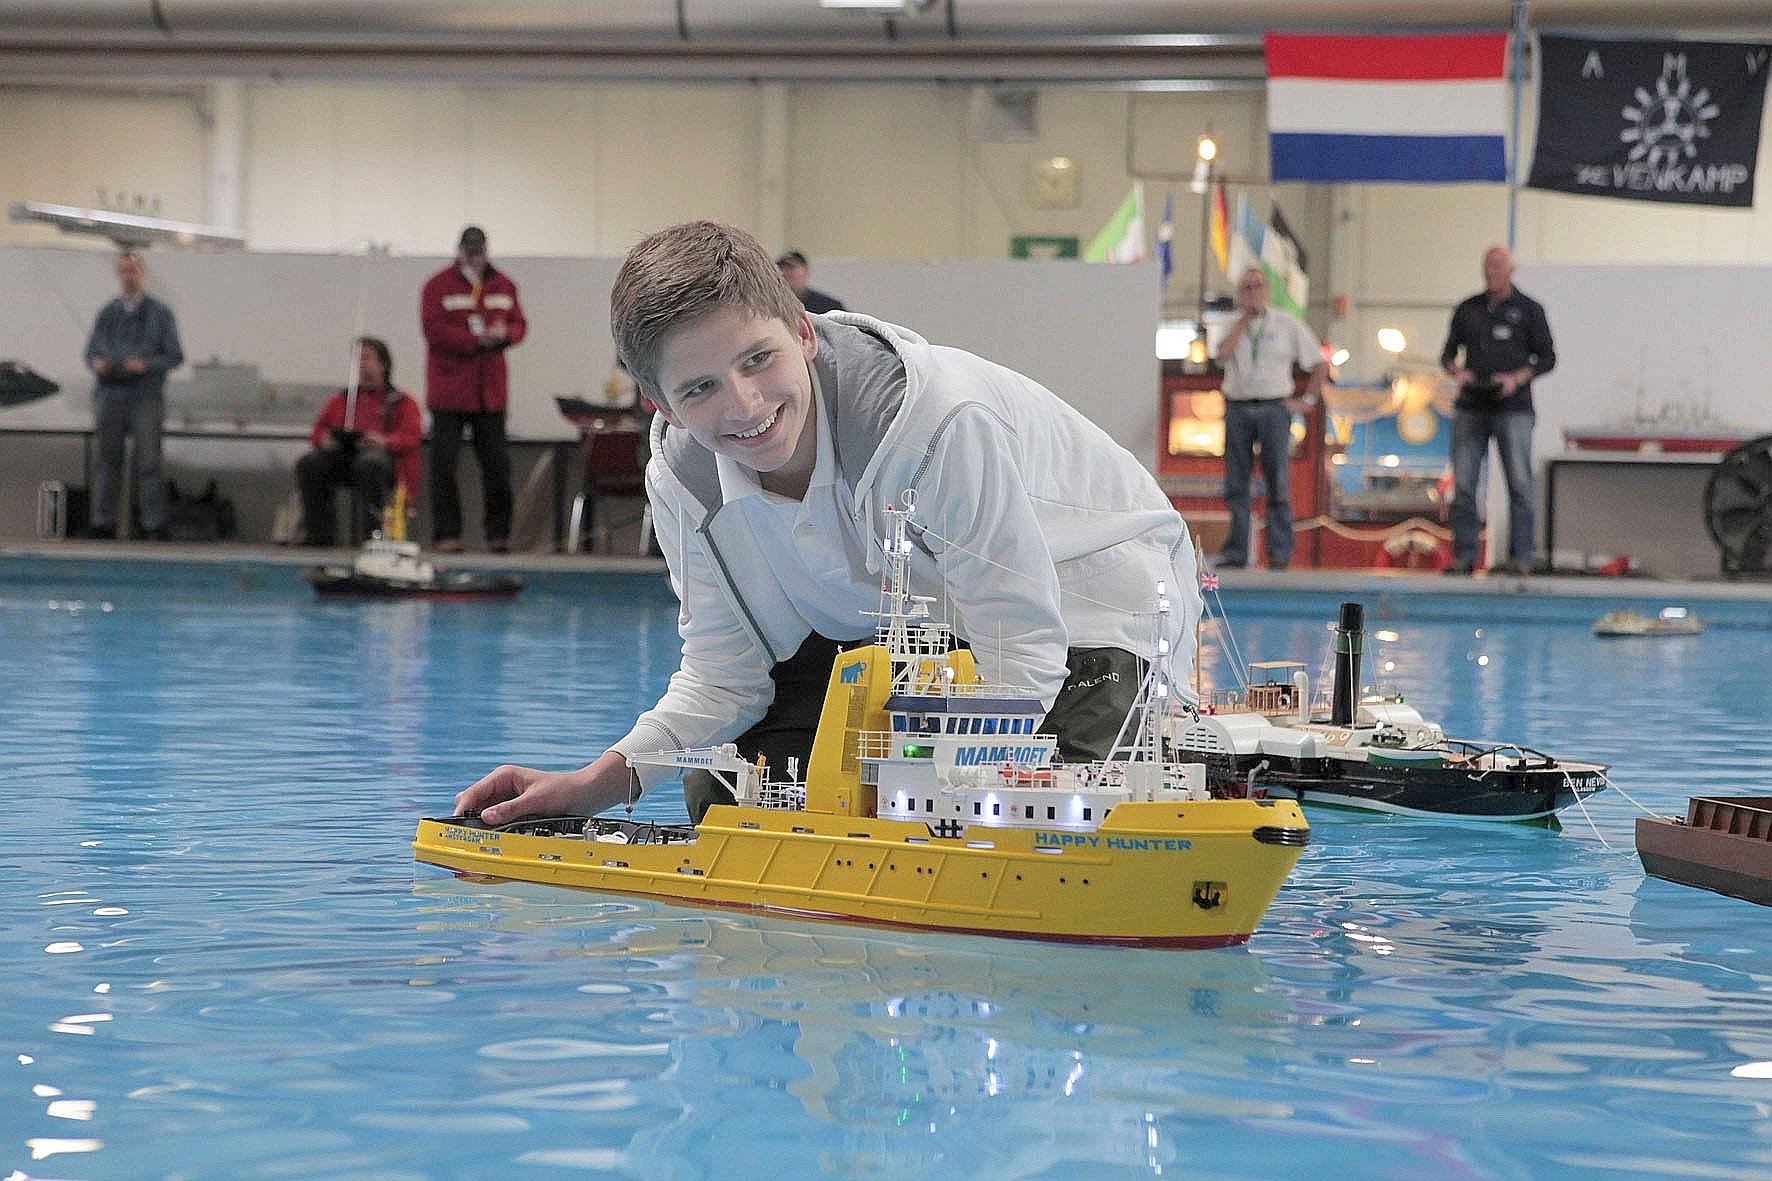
341, 249, 371, 444
863, 491, 939, 694
1106, 580, 1177, 766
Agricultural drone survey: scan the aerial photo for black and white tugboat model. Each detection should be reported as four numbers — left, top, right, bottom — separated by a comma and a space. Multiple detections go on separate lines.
1172, 602, 1609, 822
305, 489, 523, 601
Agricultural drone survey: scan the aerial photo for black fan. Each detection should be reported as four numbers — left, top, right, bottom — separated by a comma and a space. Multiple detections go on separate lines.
1704, 435, 1772, 576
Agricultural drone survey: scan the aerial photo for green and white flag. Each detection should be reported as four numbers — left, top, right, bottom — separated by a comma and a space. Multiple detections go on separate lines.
1226, 195, 1307, 318
1083, 183, 1146, 263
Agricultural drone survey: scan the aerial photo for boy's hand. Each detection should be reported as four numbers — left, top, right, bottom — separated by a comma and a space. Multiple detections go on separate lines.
455, 750, 632, 826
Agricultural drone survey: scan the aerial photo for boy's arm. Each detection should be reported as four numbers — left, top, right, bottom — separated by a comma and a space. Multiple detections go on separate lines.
607, 476, 779, 757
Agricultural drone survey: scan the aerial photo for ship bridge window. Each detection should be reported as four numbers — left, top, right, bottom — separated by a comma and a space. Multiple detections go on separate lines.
892, 715, 906, 732
983, 718, 998, 734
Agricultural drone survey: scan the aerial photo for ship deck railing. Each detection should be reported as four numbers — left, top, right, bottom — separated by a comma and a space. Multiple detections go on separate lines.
1200, 685, 1333, 718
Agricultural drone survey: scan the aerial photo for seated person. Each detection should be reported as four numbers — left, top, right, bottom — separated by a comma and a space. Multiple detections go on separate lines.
294, 337, 422, 545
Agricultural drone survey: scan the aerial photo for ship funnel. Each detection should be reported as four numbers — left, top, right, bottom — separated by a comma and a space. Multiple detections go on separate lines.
1331, 602, 1364, 726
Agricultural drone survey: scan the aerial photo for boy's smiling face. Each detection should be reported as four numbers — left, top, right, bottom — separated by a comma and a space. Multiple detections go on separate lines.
652, 305, 820, 496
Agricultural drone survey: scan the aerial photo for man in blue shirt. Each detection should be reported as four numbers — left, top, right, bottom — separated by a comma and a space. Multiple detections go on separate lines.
1439, 246, 1556, 576
82, 250, 185, 540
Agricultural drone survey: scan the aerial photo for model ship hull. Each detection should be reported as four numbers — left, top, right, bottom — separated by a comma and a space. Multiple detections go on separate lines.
415, 798, 1309, 948
1637, 797, 1772, 907
305, 567, 524, 600
1204, 757, 1609, 822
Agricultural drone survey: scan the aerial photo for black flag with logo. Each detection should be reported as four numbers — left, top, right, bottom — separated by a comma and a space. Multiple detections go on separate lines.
1528, 35, 1771, 207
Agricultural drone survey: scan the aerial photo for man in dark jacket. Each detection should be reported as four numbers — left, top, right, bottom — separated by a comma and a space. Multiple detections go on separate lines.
1440, 245, 1556, 576
82, 250, 184, 540
775, 250, 846, 314
421, 225, 528, 552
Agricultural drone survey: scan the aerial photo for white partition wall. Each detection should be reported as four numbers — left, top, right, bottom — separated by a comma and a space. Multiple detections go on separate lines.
0, 247, 1159, 460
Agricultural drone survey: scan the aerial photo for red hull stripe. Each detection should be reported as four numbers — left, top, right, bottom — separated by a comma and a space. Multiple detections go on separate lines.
1264, 33, 1508, 82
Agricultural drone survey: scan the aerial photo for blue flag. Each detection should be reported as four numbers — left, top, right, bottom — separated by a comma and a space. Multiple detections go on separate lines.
1156, 193, 1174, 285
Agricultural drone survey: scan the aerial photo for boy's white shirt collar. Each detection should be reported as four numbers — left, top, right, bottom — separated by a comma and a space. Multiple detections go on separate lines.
714, 362, 836, 504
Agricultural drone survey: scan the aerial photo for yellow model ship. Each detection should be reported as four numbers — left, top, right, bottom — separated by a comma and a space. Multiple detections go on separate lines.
415, 498, 1308, 948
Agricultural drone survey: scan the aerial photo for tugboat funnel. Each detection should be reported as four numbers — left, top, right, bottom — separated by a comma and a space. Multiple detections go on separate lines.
1332, 601, 1364, 726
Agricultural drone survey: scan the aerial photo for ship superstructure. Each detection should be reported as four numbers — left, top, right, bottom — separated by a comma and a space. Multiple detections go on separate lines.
863, 495, 1207, 833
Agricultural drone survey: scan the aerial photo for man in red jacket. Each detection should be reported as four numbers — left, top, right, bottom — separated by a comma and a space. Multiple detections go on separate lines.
295, 337, 423, 546
421, 225, 528, 552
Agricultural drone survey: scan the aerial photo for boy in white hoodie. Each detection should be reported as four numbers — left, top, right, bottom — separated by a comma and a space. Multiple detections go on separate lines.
457, 220, 1200, 824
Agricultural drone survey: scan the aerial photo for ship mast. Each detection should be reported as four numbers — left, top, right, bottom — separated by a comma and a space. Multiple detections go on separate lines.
1106, 581, 1178, 769
865, 492, 952, 698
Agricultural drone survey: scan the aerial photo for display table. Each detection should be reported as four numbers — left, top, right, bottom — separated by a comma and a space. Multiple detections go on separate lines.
1545, 450, 1722, 578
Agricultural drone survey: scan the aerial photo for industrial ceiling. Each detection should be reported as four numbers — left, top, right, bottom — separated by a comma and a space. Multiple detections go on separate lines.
1, 1, 1769, 85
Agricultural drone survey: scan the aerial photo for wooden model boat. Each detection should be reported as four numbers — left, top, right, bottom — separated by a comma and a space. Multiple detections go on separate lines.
1637, 797, 1772, 907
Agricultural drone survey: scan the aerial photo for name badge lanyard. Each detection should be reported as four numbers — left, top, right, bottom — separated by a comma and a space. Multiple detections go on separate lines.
1247, 316, 1266, 368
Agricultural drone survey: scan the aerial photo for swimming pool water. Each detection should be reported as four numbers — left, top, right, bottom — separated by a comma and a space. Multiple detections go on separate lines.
5, 575, 1772, 1180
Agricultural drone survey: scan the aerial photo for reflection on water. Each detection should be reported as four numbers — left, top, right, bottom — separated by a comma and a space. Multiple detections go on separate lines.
6, 584, 1772, 1178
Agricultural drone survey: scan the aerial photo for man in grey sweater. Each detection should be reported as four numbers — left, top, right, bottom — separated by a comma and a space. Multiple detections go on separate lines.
82, 250, 184, 539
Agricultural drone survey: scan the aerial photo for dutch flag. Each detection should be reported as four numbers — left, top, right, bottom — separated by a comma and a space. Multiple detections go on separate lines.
1265, 33, 1510, 184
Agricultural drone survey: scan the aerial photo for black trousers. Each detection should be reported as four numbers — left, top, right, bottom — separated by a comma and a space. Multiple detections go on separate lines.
430, 409, 512, 544
294, 446, 393, 545
680, 635, 1145, 824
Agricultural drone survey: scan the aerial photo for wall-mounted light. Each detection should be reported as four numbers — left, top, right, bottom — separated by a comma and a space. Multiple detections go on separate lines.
1196, 135, 1218, 163
1330, 347, 1351, 367
1377, 327, 1407, 356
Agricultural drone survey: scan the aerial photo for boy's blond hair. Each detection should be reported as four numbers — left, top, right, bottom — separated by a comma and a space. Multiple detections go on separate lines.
610, 221, 804, 405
